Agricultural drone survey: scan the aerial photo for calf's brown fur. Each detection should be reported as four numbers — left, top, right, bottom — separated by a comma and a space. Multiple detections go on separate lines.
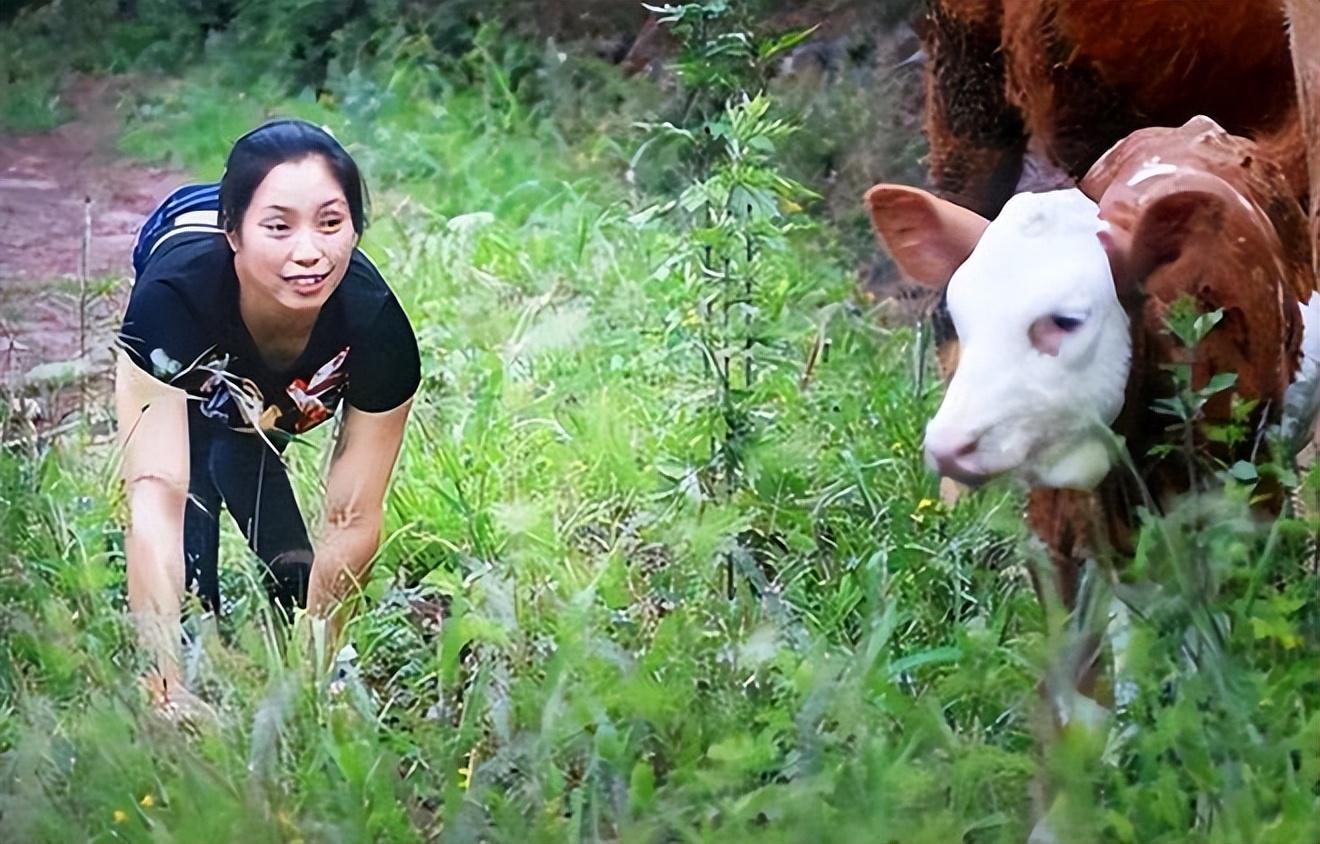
1041, 118, 1313, 599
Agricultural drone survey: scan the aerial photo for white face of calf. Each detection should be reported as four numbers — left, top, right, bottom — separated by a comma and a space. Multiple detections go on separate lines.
927, 190, 1131, 488
865, 184, 1133, 489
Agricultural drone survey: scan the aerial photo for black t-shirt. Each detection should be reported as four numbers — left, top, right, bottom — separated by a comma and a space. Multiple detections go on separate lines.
119, 232, 420, 436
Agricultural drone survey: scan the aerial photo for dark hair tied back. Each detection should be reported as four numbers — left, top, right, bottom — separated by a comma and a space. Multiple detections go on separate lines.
219, 118, 369, 236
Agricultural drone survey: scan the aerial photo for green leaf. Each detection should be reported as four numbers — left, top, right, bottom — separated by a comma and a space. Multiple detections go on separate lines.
1151, 398, 1189, 420
629, 761, 656, 811
756, 25, 821, 61
1228, 461, 1259, 482
1203, 372, 1237, 395
1191, 308, 1225, 342
887, 646, 963, 676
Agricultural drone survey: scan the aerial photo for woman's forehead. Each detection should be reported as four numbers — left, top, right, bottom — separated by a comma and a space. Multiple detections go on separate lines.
251, 156, 347, 211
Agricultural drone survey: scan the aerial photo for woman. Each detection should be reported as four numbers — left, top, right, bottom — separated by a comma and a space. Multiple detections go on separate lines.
116, 119, 419, 709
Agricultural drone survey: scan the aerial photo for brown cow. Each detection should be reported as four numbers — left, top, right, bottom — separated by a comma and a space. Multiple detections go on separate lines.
1287, 0, 1320, 274
921, 0, 1307, 219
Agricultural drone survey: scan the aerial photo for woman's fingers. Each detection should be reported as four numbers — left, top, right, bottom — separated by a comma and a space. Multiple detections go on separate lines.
141, 671, 221, 733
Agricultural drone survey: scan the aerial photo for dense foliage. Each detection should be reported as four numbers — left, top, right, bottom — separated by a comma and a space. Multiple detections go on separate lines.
1, 2, 1316, 842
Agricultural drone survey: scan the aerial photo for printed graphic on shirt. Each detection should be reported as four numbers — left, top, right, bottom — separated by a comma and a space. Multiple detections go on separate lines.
180, 347, 351, 435
195, 352, 267, 429
286, 347, 350, 433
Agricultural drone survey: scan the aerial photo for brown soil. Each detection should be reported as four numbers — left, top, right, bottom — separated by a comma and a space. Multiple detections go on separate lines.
0, 74, 188, 391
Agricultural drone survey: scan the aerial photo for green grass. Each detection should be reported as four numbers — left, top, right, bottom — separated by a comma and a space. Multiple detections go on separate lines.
1, 8, 1318, 844
0, 75, 70, 133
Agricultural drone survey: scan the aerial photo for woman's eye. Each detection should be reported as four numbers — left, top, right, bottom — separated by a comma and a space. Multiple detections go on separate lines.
1051, 314, 1085, 332
320, 218, 343, 230
263, 222, 289, 233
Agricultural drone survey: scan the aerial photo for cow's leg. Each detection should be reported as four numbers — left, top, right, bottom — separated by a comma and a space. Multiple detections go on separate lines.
1284, 0, 1320, 275
1024, 489, 1119, 840
920, 0, 1026, 219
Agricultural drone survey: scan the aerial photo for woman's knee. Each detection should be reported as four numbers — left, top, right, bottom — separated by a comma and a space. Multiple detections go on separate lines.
264, 548, 313, 613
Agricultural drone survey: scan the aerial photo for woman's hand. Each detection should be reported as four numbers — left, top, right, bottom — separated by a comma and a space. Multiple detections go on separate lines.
115, 351, 191, 687
306, 400, 412, 628
142, 670, 220, 731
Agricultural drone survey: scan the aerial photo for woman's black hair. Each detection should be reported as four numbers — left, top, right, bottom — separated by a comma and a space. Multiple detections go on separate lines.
219, 118, 369, 237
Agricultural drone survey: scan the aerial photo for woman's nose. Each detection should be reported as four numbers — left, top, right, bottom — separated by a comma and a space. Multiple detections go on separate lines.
290, 230, 321, 264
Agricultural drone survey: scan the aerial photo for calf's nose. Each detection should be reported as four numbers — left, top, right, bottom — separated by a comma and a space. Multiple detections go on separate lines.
923, 427, 983, 483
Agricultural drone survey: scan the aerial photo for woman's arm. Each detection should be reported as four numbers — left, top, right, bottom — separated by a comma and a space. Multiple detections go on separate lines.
306, 399, 412, 621
115, 350, 190, 692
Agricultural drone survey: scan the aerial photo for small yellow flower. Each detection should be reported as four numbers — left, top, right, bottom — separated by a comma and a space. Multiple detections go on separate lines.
139, 793, 155, 808
917, 498, 936, 511
112, 809, 128, 824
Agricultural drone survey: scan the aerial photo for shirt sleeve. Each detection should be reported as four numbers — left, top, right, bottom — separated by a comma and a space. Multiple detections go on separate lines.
346, 294, 421, 412
117, 279, 216, 392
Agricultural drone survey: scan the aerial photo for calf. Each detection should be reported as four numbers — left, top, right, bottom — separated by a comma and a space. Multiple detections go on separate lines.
869, 116, 1316, 606
884, 3, 1320, 833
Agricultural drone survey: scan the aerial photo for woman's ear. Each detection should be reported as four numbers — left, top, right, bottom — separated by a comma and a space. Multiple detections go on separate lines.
864, 184, 990, 288
225, 228, 241, 253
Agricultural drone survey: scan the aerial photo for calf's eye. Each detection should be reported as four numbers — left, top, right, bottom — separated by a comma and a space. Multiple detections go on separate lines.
1029, 311, 1089, 356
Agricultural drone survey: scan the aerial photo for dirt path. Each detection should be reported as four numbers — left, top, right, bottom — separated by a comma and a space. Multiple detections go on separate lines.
0, 74, 189, 394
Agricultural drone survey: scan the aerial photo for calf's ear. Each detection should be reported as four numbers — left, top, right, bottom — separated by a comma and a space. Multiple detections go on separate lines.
865, 184, 990, 288
1123, 189, 1226, 287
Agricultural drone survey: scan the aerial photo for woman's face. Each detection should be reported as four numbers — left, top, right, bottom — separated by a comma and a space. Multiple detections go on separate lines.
227, 155, 357, 315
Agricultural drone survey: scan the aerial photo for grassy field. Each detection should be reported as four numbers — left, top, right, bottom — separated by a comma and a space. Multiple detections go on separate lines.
1, 3, 1317, 842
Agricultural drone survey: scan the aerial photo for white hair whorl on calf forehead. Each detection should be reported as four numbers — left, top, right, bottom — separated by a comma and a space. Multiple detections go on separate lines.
995, 189, 1107, 241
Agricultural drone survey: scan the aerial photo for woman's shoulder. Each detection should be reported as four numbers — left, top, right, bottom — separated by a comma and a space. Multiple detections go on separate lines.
338, 246, 407, 327
343, 246, 391, 295
135, 231, 232, 296
339, 248, 420, 412
121, 233, 233, 378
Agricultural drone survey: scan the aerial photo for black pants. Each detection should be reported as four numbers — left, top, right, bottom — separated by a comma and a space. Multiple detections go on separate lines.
184, 405, 313, 616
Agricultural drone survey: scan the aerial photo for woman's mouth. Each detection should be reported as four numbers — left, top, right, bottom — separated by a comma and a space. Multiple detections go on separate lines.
283, 270, 331, 295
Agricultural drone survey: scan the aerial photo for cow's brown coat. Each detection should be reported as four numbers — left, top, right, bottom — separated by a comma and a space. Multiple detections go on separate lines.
1024, 119, 1316, 606
923, 0, 1306, 219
